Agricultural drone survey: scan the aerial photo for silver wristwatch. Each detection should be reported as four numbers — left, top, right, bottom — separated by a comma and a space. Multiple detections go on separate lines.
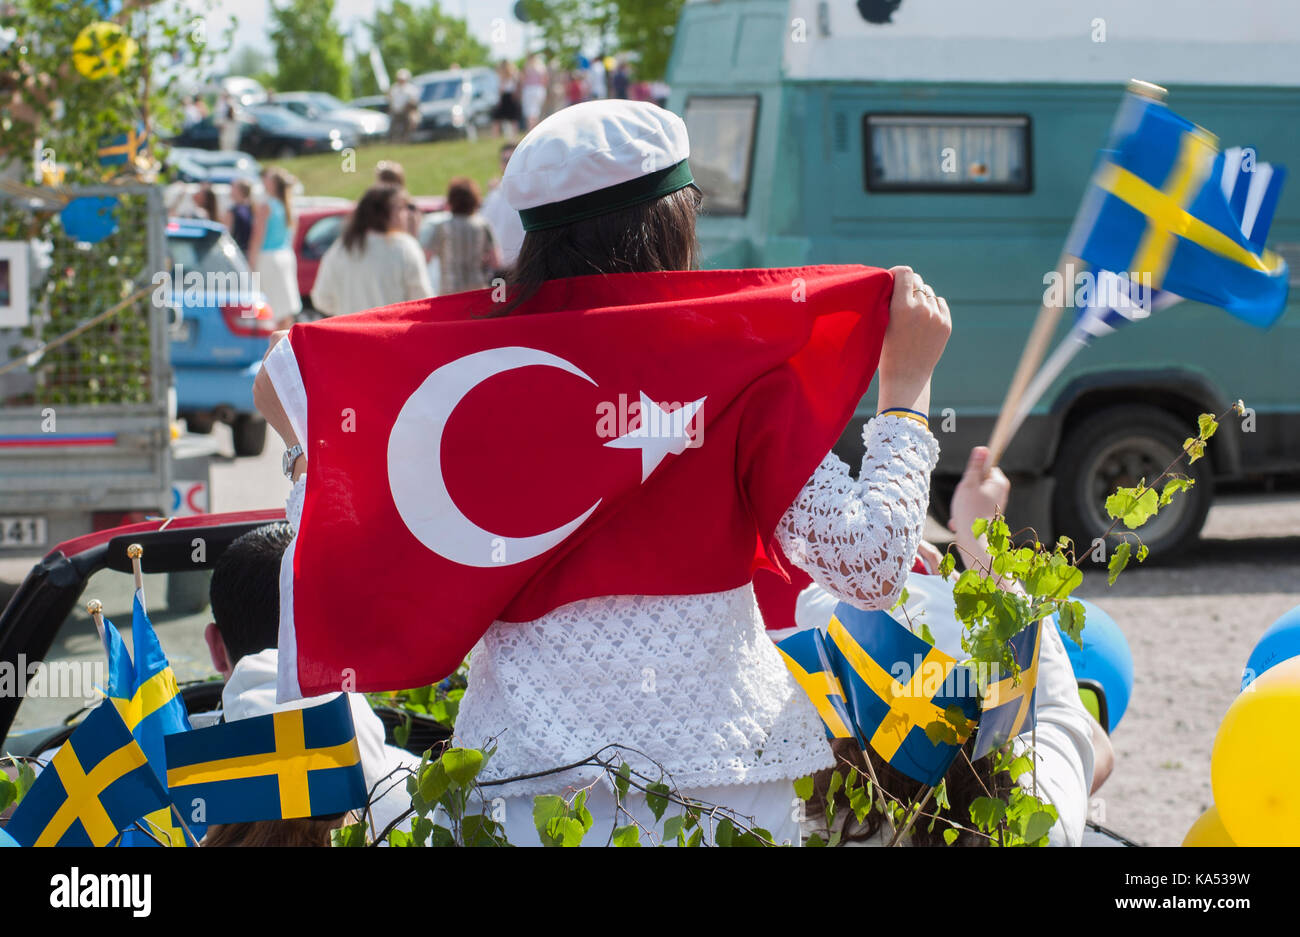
282, 443, 304, 479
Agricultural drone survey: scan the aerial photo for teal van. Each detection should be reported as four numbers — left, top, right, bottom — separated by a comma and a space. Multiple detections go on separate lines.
666, 0, 1300, 556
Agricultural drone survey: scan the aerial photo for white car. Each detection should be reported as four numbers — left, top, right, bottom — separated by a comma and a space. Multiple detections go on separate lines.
275, 91, 391, 143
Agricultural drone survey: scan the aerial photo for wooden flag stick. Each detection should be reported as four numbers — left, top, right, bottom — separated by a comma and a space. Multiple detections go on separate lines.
170, 802, 201, 847
127, 542, 145, 611
986, 254, 1073, 466
887, 785, 936, 847
87, 599, 106, 645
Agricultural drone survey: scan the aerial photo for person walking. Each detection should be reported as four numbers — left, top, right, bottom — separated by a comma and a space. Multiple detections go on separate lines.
310, 184, 432, 316
215, 91, 241, 152
224, 177, 254, 256
247, 167, 301, 327
521, 53, 549, 130
423, 177, 501, 295
388, 69, 418, 143
491, 60, 523, 137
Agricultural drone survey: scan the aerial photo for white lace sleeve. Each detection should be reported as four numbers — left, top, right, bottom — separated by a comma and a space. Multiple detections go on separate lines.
775, 414, 939, 611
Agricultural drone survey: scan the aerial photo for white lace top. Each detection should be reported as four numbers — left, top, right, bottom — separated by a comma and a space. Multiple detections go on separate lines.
283, 415, 939, 797
450, 414, 941, 797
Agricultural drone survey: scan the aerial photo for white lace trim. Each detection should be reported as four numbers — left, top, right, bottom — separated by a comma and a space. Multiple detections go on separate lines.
453, 416, 938, 797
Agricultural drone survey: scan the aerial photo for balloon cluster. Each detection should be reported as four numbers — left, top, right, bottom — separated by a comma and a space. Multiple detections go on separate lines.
1184, 605, 1300, 846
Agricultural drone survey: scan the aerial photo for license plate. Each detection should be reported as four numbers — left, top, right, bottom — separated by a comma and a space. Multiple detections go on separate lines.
0, 516, 47, 548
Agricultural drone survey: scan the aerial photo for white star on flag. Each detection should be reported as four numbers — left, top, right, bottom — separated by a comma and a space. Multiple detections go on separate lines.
604, 391, 706, 482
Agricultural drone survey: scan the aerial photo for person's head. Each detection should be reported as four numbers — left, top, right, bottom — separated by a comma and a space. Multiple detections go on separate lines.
498, 142, 516, 174
262, 167, 294, 226
204, 522, 294, 678
375, 159, 406, 187
193, 183, 217, 221
202, 812, 352, 847
230, 177, 252, 203
494, 100, 699, 315
396, 68, 411, 83
446, 176, 481, 216
341, 183, 407, 252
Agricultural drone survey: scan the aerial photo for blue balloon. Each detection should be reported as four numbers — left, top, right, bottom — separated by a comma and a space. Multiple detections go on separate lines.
1057, 599, 1134, 732
1241, 604, 1300, 691
60, 196, 119, 244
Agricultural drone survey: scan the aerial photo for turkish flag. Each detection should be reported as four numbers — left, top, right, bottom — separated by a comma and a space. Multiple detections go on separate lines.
273, 265, 892, 697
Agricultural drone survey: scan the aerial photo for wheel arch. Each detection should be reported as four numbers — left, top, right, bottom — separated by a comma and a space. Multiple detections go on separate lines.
1049, 369, 1242, 477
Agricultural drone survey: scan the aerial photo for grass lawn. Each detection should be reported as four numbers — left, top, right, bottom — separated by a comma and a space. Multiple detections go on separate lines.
274, 136, 507, 201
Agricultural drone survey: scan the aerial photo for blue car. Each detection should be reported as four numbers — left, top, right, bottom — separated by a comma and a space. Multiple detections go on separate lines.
165, 218, 272, 456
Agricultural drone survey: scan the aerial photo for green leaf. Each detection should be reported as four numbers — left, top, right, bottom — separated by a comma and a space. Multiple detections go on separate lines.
970, 517, 989, 539
411, 815, 434, 847
331, 820, 368, 847
663, 815, 686, 841
1197, 413, 1218, 440
942, 827, 960, 846
545, 815, 587, 847
387, 828, 412, 847
417, 760, 451, 806
1023, 810, 1057, 844
612, 825, 641, 846
1105, 484, 1159, 529
793, 775, 814, 802
1184, 437, 1206, 464
430, 824, 456, 847
532, 794, 567, 841
1058, 599, 1086, 648
572, 789, 594, 832
685, 827, 704, 847
1159, 477, 1195, 507
938, 551, 956, 580
13, 760, 35, 802
0, 778, 14, 814
1136, 544, 1149, 562
715, 817, 736, 847
969, 796, 1007, 832
891, 587, 910, 612
1107, 541, 1131, 586
392, 715, 411, 749
463, 814, 505, 846
440, 747, 484, 788
804, 832, 826, 847
918, 621, 936, 647
645, 782, 671, 822
1005, 754, 1034, 782
614, 762, 631, 801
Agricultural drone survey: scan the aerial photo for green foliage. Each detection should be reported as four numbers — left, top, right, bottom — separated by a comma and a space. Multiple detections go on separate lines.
268, 0, 350, 97
518, 0, 685, 79
352, 0, 490, 98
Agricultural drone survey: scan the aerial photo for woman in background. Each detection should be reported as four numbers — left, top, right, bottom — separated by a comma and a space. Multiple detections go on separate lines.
492, 60, 523, 137
311, 183, 432, 316
247, 167, 301, 328
224, 177, 254, 256
424, 177, 501, 295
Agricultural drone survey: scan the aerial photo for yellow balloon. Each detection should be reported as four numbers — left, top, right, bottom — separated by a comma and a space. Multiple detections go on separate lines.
72, 22, 137, 81
1182, 805, 1236, 847
1211, 655, 1300, 846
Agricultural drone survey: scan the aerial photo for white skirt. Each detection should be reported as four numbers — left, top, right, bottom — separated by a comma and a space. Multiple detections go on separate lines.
256, 247, 302, 320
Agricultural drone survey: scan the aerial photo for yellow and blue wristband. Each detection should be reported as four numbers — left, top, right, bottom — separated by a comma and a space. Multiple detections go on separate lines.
877, 407, 930, 430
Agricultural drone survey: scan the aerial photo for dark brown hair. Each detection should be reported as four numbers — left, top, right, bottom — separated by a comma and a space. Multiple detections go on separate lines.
202, 813, 350, 847
808, 738, 1013, 846
375, 159, 406, 186
446, 176, 482, 215
340, 183, 404, 253
488, 184, 700, 317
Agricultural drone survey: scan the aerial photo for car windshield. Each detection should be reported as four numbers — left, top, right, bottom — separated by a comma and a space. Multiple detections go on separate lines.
252, 106, 307, 130
310, 92, 346, 110
4, 566, 221, 743
421, 79, 463, 102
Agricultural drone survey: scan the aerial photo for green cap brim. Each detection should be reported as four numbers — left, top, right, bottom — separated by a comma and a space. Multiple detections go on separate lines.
518, 159, 695, 232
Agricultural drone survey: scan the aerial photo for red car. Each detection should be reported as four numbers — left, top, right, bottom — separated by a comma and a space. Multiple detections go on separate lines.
294, 195, 447, 310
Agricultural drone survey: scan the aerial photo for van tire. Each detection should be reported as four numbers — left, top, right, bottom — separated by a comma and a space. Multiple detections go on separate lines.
231, 414, 268, 457
1052, 404, 1213, 561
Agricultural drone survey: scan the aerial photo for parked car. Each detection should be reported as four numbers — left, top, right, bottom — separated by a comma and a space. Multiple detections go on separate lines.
168, 107, 357, 160
348, 94, 389, 114
412, 67, 497, 140
274, 91, 390, 142
294, 195, 447, 308
164, 217, 273, 456
216, 75, 268, 107
165, 147, 261, 184
0, 510, 450, 759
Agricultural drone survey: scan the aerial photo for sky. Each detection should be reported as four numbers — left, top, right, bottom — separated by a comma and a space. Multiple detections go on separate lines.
207, 0, 529, 70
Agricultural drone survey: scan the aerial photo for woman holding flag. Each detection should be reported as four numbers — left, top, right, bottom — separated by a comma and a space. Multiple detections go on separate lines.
254, 100, 953, 845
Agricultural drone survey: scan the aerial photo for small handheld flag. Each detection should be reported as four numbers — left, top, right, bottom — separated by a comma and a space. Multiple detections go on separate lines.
164, 694, 367, 825
5, 702, 171, 847
971, 620, 1042, 761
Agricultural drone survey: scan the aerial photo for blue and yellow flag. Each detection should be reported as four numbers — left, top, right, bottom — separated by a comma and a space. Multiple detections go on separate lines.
971, 620, 1042, 761
778, 604, 1044, 785
103, 590, 199, 846
6, 702, 171, 846
1067, 92, 1288, 327
164, 694, 367, 824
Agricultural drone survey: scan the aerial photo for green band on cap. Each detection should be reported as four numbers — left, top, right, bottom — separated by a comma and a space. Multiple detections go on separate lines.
518, 160, 695, 232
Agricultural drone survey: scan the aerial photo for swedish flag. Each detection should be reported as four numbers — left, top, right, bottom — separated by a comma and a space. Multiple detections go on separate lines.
971, 620, 1042, 761
103, 590, 200, 846
1067, 93, 1288, 326
96, 123, 147, 168
775, 628, 854, 740
5, 702, 170, 846
164, 694, 367, 825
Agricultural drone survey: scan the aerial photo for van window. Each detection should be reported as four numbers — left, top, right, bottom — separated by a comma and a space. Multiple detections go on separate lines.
683, 96, 760, 215
864, 114, 1031, 193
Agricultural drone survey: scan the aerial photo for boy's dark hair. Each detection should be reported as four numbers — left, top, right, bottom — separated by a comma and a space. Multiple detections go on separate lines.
209, 523, 294, 664
446, 176, 482, 215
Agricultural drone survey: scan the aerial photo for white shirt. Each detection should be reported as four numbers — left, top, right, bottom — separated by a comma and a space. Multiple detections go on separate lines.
480, 185, 525, 267
310, 230, 432, 317
388, 80, 415, 112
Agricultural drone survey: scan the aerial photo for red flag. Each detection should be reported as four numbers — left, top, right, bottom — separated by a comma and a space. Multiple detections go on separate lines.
274, 265, 892, 697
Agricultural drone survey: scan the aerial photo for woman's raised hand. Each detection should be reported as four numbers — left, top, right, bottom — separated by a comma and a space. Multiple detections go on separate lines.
877, 266, 952, 415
